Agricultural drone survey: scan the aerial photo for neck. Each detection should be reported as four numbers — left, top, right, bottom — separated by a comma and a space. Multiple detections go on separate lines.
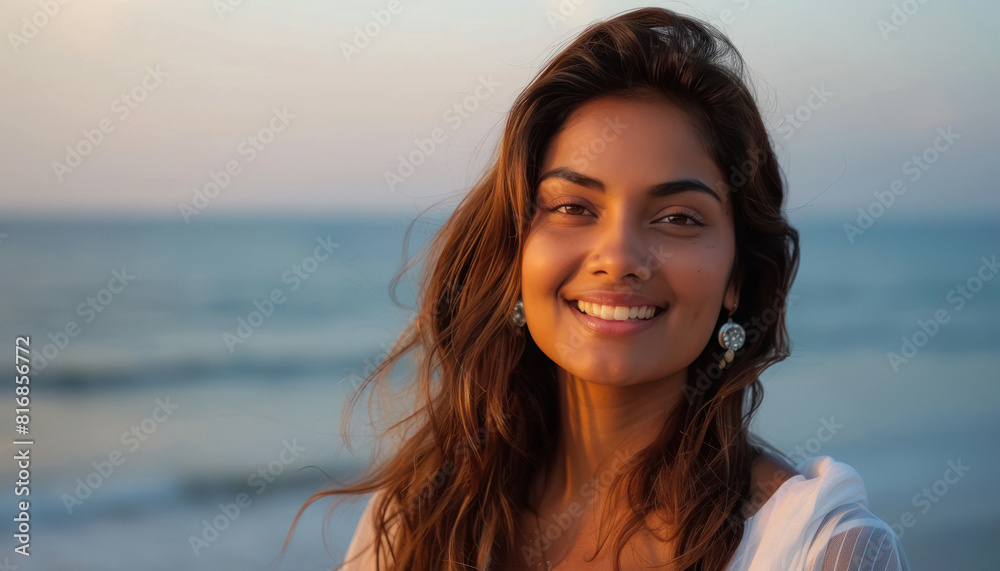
534, 367, 687, 515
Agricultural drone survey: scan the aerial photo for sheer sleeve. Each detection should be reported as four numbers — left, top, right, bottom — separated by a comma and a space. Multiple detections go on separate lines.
804, 503, 910, 571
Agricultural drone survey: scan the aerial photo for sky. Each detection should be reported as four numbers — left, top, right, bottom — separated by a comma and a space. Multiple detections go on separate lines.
2, 0, 997, 221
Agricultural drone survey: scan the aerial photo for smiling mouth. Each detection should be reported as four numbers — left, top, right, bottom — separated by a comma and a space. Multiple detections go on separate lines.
566, 299, 666, 321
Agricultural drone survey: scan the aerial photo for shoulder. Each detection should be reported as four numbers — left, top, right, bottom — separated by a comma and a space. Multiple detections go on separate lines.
806, 503, 911, 571
342, 489, 401, 570
732, 456, 910, 569
744, 450, 800, 518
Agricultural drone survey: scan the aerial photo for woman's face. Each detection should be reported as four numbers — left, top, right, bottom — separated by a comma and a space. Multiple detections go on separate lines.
521, 95, 739, 387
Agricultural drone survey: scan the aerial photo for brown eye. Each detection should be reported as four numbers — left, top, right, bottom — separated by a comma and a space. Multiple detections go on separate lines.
551, 202, 591, 216
659, 212, 705, 226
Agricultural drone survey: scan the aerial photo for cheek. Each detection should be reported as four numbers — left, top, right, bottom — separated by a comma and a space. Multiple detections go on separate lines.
521, 230, 573, 295
664, 241, 733, 299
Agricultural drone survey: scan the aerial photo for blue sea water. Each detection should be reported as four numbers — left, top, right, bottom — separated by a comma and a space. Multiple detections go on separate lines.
0, 213, 997, 569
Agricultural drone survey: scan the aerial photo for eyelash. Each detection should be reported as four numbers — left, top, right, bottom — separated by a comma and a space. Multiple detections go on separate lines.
548, 201, 705, 226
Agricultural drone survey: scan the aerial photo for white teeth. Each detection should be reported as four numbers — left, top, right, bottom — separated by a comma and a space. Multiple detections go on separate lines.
575, 300, 659, 321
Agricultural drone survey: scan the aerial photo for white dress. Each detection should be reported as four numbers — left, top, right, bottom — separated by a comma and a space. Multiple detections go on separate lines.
727, 455, 909, 570
342, 455, 910, 570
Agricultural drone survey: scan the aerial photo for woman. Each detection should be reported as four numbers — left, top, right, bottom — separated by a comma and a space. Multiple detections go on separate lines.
282, 7, 909, 570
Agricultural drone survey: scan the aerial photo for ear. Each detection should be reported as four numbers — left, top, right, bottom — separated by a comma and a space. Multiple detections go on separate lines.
725, 263, 742, 314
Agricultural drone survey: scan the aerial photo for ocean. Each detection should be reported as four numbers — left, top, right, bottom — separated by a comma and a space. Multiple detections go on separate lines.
0, 212, 997, 569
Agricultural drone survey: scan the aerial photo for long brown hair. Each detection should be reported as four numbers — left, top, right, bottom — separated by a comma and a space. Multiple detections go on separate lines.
280, 7, 799, 570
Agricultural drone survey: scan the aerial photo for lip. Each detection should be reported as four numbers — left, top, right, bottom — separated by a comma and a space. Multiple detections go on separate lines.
564, 298, 666, 336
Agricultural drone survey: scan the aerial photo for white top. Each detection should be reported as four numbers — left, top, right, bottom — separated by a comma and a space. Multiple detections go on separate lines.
342, 455, 909, 570
728, 455, 909, 570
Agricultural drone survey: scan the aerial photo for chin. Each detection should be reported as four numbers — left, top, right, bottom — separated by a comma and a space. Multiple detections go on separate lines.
561, 363, 651, 386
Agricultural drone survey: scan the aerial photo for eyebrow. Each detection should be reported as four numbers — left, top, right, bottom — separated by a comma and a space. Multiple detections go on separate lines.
536, 166, 721, 203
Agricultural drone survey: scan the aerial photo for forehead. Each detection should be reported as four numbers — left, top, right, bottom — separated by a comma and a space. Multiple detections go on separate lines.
539, 95, 729, 207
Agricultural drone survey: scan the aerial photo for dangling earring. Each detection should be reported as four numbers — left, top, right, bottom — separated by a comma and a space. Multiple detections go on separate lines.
511, 297, 526, 327
717, 312, 745, 370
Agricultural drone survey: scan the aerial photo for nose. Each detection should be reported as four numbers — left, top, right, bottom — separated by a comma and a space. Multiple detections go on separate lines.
583, 213, 653, 282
